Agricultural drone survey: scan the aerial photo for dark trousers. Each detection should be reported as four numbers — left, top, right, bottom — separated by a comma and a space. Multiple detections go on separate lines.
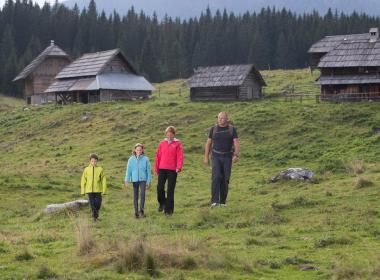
88, 192, 102, 219
133, 181, 146, 214
211, 153, 232, 204
157, 169, 178, 214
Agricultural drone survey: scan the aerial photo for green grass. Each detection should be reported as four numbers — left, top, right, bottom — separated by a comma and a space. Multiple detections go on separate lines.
1, 69, 380, 279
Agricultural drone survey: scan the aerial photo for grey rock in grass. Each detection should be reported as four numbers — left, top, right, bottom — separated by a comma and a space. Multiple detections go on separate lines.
43, 200, 88, 214
79, 113, 91, 122
271, 168, 315, 182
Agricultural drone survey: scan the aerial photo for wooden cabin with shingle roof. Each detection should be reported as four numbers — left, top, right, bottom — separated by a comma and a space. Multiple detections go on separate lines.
13, 40, 71, 104
45, 48, 154, 104
186, 64, 266, 101
309, 28, 380, 101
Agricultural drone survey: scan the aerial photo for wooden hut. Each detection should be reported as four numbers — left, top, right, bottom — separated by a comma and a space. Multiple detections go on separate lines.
13, 41, 71, 104
187, 64, 266, 101
309, 28, 380, 101
45, 49, 154, 104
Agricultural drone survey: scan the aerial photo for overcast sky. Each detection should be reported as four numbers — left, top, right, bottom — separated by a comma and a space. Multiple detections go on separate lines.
0, 0, 55, 7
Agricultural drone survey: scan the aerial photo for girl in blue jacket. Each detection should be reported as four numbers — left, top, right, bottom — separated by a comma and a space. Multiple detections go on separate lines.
125, 143, 152, 218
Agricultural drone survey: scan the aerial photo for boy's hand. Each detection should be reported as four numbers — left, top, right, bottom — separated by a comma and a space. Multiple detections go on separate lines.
124, 182, 129, 188
147, 183, 151, 189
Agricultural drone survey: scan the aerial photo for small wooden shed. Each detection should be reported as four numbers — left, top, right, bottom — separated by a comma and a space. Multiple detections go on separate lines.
187, 64, 266, 101
45, 49, 154, 104
13, 41, 71, 104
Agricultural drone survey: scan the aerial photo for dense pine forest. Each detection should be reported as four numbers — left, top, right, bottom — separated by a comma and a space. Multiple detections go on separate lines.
2, 0, 380, 97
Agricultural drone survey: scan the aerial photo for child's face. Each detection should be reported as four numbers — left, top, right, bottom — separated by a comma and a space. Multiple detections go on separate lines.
90, 158, 98, 166
135, 146, 143, 156
166, 131, 174, 139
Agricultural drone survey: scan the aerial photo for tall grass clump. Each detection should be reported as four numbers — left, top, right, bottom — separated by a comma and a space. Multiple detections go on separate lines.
15, 246, 34, 261
353, 176, 373, 189
116, 241, 145, 273
37, 265, 58, 279
72, 214, 94, 255
345, 159, 366, 174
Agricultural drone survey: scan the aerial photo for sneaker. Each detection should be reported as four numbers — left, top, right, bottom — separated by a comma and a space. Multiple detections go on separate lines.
158, 205, 164, 212
210, 203, 218, 208
139, 211, 146, 218
135, 213, 140, 219
220, 204, 227, 207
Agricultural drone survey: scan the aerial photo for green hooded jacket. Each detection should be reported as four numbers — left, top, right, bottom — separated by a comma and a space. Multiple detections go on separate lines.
81, 164, 107, 194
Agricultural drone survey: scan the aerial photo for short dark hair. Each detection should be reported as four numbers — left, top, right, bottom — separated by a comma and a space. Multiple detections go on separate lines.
89, 153, 99, 160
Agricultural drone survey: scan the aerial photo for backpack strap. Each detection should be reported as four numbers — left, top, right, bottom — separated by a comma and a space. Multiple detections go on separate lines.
212, 124, 218, 140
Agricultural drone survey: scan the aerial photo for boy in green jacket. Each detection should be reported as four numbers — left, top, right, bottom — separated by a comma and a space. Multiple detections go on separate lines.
81, 153, 107, 221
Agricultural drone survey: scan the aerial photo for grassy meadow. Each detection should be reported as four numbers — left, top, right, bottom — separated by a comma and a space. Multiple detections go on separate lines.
1, 69, 380, 279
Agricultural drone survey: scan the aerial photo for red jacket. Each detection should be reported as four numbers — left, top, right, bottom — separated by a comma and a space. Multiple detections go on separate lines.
154, 138, 184, 174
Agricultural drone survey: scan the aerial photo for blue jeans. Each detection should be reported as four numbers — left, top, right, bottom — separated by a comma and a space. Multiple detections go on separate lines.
133, 181, 146, 214
211, 153, 232, 204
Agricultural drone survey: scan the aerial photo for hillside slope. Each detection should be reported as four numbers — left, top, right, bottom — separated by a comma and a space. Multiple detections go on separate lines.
1, 69, 380, 279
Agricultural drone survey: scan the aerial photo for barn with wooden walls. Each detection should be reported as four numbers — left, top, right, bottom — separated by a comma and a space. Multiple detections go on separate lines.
309, 28, 380, 101
45, 48, 154, 104
186, 64, 266, 101
13, 41, 71, 104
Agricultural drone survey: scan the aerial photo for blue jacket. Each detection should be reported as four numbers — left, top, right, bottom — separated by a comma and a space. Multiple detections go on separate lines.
125, 155, 152, 183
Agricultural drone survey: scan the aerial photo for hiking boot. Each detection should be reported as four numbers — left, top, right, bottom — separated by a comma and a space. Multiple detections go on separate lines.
210, 203, 218, 208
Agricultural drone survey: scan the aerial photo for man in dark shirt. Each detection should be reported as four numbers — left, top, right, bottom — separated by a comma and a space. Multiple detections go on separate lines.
204, 112, 240, 208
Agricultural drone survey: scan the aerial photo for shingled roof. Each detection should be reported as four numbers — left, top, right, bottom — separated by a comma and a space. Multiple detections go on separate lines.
13, 42, 70, 81
56, 49, 137, 79
187, 64, 266, 88
318, 40, 380, 68
308, 33, 370, 54
45, 73, 155, 93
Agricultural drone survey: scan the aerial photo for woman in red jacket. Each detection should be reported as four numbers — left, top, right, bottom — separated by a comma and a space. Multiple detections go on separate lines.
154, 126, 184, 215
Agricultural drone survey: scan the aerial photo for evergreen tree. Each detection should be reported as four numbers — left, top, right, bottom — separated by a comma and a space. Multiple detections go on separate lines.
140, 37, 160, 82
